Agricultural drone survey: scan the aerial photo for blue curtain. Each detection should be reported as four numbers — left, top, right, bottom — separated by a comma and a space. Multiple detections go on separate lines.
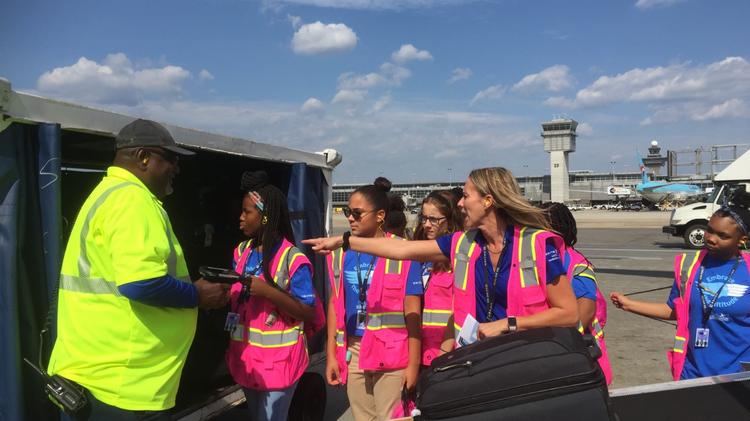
0, 122, 61, 421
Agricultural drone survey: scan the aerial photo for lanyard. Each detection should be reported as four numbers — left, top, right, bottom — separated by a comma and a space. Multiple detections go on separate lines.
356, 252, 376, 306
422, 262, 433, 291
697, 256, 742, 326
481, 245, 503, 322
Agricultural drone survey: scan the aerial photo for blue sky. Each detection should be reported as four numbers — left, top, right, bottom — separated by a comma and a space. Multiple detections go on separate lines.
2, 0, 749, 183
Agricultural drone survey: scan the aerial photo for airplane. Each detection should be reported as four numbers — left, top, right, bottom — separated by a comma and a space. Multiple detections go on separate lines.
635, 161, 704, 209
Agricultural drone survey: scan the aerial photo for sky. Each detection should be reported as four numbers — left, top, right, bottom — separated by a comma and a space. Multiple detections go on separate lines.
1, 0, 749, 183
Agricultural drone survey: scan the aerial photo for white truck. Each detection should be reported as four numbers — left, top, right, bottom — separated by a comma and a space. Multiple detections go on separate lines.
662, 150, 750, 248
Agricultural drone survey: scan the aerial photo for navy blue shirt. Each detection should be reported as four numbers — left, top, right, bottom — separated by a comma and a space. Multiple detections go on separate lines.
436, 227, 566, 322
667, 255, 750, 379
342, 251, 423, 337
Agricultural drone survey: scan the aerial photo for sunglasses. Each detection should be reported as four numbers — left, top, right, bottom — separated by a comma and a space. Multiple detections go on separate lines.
343, 207, 374, 221
419, 215, 447, 226
143, 147, 179, 165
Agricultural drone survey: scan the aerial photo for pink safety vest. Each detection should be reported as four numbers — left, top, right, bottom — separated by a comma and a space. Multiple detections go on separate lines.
668, 250, 750, 380
226, 238, 312, 390
421, 270, 453, 366
566, 247, 613, 385
451, 226, 565, 338
326, 233, 412, 385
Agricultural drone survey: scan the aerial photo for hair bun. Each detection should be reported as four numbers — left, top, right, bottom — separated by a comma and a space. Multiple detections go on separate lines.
241, 170, 269, 192
373, 176, 392, 193
388, 193, 406, 212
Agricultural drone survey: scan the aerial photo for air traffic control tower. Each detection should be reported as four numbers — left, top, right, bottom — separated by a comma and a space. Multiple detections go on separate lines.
542, 119, 577, 203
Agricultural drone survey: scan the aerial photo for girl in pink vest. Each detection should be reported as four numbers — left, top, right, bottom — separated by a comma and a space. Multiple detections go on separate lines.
325, 177, 424, 421
226, 171, 319, 421
542, 202, 613, 384
611, 192, 750, 380
306, 167, 578, 348
413, 190, 463, 366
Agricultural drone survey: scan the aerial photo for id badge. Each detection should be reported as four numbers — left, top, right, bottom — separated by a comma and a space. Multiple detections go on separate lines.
224, 312, 240, 332
695, 327, 710, 348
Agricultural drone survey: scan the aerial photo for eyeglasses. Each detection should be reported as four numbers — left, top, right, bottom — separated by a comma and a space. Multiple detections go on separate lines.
343, 207, 374, 221
419, 215, 447, 226
143, 147, 179, 165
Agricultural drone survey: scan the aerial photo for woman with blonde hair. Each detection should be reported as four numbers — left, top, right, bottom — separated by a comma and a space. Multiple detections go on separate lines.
305, 167, 577, 345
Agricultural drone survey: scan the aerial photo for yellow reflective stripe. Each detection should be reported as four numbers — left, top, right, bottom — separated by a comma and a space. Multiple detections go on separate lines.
332, 249, 343, 297
673, 336, 686, 353
680, 252, 701, 297
247, 325, 303, 348
385, 259, 403, 275
335, 330, 345, 346
273, 246, 292, 288
423, 309, 452, 326
530, 229, 542, 286
518, 227, 541, 288
591, 318, 604, 339
453, 232, 478, 291
366, 312, 406, 330
577, 322, 584, 334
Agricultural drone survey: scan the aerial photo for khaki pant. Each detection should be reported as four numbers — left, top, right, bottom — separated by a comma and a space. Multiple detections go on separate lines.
346, 337, 405, 421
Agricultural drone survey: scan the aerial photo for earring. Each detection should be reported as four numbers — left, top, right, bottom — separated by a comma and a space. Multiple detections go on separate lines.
143, 159, 149, 165
262, 215, 268, 225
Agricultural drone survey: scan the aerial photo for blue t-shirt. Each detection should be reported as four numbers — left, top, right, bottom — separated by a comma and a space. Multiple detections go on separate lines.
563, 250, 598, 302
436, 227, 566, 322
232, 244, 317, 306
667, 255, 750, 379
343, 251, 423, 337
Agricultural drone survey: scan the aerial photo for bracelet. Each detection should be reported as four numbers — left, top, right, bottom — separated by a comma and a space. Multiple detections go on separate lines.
342, 231, 352, 251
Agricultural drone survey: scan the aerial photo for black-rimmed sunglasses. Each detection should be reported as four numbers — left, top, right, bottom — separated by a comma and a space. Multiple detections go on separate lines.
343, 206, 374, 221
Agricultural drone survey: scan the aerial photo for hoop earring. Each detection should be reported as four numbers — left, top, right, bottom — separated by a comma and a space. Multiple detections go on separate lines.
378, 220, 384, 233
262, 215, 268, 225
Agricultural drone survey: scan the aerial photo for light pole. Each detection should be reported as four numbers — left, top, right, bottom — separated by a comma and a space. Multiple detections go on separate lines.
522, 164, 529, 201
447, 168, 453, 187
610, 160, 616, 182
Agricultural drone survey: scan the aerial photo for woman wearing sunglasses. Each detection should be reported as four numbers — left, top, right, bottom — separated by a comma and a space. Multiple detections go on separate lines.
413, 191, 463, 366
325, 177, 423, 421
306, 168, 578, 350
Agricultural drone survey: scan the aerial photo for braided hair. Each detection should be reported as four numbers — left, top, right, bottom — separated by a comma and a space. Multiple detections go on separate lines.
716, 186, 750, 239
241, 170, 295, 279
540, 202, 577, 247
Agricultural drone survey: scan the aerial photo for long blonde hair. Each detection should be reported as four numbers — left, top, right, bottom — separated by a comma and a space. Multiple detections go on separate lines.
468, 167, 552, 231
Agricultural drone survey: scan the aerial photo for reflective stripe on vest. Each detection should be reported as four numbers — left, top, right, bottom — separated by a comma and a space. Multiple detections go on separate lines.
423, 309, 451, 327
673, 335, 687, 353
385, 258, 402, 275
591, 318, 604, 339
62, 182, 187, 295
247, 325, 303, 348
336, 329, 345, 347
517, 227, 542, 288
366, 312, 406, 330
331, 249, 344, 297
453, 230, 479, 290
273, 246, 293, 289
573, 264, 596, 282
679, 251, 701, 297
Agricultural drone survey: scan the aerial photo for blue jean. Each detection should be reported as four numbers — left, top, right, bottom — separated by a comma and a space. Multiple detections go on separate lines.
243, 381, 298, 421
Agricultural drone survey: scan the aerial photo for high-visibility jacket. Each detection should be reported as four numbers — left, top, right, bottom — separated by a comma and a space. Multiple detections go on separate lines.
421, 270, 453, 366
451, 227, 565, 338
668, 250, 750, 380
566, 247, 613, 385
326, 233, 413, 384
226, 238, 311, 391
48, 166, 196, 411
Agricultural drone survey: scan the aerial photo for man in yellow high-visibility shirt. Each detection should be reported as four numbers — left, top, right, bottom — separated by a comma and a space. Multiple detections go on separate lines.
48, 119, 230, 420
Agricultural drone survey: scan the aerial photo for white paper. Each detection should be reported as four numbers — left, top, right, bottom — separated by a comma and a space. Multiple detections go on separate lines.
456, 314, 479, 348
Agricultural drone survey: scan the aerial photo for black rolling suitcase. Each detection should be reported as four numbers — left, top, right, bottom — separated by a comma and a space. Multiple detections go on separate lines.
415, 327, 614, 421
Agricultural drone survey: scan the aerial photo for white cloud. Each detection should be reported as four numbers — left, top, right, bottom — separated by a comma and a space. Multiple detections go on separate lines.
198, 69, 214, 80
332, 89, 367, 103
576, 122, 594, 136
635, 0, 685, 10
287, 14, 302, 29
379, 62, 412, 86
391, 44, 433, 64
301, 97, 325, 113
545, 57, 750, 124
370, 94, 391, 113
470, 84, 506, 106
447, 67, 472, 84
338, 72, 387, 90
37, 53, 191, 106
264, 0, 475, 11
692, 99, 750, 121
512, 65, 572, 93
291, 21, 358, 55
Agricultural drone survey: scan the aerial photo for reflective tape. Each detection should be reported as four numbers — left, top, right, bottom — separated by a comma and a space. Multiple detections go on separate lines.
59, 274, 121, 296
385, 258, 403, 275
336, 330, 345, 347
423, 309, 451, 326
591, 318, 604, 339
453, 230, 478, 290
574, 264, 596, 282
366, 312, 406, 330
331, 249, 344, 297
679, 252, 701, 298
518, 227, 542, 288
673, 336, 686, 353
248, 325, 303, 348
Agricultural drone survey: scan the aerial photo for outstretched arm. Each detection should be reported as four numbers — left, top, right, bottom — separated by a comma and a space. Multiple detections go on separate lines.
610, 292, 676, 320
303, 235, 449, 264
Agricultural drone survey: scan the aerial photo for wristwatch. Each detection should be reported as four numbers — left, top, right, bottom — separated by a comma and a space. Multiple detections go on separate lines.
507, 316, 518, 333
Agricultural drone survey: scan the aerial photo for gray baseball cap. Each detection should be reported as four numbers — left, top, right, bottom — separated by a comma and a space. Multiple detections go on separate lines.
115, 119, 195, 156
